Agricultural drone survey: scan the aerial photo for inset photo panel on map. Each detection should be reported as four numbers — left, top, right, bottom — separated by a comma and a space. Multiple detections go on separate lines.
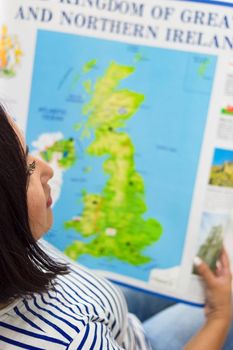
209, 148, 233, 188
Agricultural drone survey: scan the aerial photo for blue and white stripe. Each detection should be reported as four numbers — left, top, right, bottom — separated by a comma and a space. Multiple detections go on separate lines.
0, 240, 151, 349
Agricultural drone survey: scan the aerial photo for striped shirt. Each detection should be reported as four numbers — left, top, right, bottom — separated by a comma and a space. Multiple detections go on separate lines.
0, 240, 151, 349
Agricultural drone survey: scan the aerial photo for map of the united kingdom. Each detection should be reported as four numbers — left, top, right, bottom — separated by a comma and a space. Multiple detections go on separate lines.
27, 30, 216, 281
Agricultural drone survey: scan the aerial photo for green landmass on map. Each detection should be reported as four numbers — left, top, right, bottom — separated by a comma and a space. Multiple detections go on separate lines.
65, 61, 163, 265
82, 59, 97, 73
83, 79, 92, 94
40, 138, 76, 168
197, 58, 210, 77
209, 162, 233, 188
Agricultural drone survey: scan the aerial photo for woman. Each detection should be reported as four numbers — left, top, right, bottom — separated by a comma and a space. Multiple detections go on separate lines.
0, 103, 232, 349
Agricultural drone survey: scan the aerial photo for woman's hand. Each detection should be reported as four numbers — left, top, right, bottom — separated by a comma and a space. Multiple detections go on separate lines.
194, 248, 232, 324
184, 249, 232, 350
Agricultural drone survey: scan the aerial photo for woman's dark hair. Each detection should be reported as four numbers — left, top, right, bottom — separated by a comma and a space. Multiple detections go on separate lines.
0, 104, 69, 304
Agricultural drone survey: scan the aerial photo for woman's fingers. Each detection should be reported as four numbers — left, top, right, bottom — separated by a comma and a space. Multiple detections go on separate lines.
194, 257, 215, 287
218, 249, 232, 278
220, 248, 230, 269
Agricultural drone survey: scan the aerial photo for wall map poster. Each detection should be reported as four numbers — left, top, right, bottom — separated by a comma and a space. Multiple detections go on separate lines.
27, 31, 216, 282
1, 0, 233, 304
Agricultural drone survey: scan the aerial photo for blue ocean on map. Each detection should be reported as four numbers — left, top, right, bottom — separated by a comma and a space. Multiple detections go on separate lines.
27, 30, 217, 283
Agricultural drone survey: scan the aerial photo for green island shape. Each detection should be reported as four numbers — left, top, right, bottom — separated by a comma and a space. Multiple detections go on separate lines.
82, 59, 97, 73
65, 61, 163, 265
83, 79, 92, 94
40, 138, 76, 169
197, 58, 210, 78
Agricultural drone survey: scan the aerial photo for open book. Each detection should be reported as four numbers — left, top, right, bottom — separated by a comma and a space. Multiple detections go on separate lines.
1, 0, 233, 305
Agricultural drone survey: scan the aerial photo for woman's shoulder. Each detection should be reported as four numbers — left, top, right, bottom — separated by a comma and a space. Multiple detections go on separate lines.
39, 239, 128, 335
39, 239, 126, 313
0, 241, 148, 349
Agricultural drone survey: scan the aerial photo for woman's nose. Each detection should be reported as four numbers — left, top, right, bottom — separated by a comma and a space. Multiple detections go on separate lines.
40, 158, 54, 182
47, 163, 54, 180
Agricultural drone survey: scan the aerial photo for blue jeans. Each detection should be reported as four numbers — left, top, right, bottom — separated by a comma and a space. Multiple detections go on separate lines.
121, 286, 233, 350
